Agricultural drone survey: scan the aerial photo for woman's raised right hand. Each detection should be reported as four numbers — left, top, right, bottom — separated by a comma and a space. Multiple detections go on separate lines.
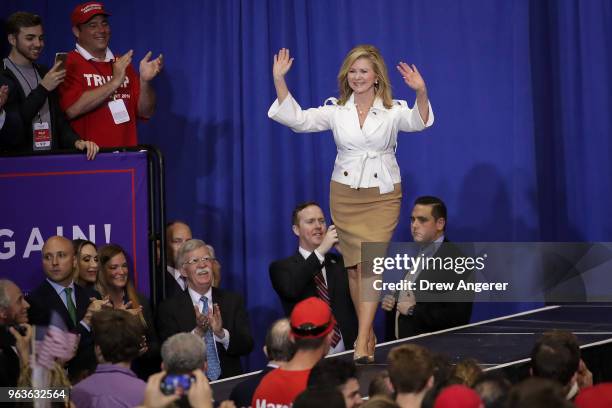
273, 48, 294, 80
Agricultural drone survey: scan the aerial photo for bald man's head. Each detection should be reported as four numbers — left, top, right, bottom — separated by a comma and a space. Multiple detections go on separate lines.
42, 236, 76, 287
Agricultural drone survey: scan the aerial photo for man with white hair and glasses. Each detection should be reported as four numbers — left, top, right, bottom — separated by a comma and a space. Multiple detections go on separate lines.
156, 239, 253, 380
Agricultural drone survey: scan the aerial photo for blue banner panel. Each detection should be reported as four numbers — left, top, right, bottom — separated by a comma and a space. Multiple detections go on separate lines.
0, 152, 150, 296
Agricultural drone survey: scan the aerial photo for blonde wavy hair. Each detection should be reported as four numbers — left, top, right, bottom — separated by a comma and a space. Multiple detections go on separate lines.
337, 44, 393, 109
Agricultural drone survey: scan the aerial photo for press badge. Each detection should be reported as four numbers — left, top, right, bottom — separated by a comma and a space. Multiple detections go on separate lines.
108, 98, 130, 124
33, 122, 51, 150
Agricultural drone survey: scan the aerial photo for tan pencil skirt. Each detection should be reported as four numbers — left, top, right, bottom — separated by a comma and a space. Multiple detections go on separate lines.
330, 181, 402, 268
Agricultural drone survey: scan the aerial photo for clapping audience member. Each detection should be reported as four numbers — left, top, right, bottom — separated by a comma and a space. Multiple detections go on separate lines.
97, 243, 159, 379
27, 236, 105, 382
156, 239, 253, 380
71, 309, 147, 408
73, 239, 99, 289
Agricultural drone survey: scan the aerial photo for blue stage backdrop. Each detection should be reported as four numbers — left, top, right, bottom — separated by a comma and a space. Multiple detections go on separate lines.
1, 0, 611, 371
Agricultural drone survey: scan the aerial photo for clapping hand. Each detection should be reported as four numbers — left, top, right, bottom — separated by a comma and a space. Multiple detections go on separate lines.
397, 62, 426, 93
140, 51, 164, 81
194, 305, 211, 336
273, 48, 294, 81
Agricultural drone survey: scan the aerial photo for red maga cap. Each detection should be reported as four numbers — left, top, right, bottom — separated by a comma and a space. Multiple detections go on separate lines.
71, 2, 111, 26
290, 297, 336, 339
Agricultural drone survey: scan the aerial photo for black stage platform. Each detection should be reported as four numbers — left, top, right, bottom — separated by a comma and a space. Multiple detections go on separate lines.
211, 304, 612, 401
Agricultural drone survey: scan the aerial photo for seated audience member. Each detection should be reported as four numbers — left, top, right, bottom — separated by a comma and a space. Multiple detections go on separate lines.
156, 239, 253, 380
382, 196, 473, 340
164, 221, 193, 298
575, 383, 612, 408
362, 396, 401, 408
229, 318, 295, 407
387, 344, 434, 408
0, 12, 98, 158
0, 279, 31, 386
472, 372, 511, 408
432, 385, 483, 408
142, 369, 213, 408
252, 297, 336, 407
368, 370, 394, 399
506, 377, 573, 408
269, 201, 357, 353
97, 243, 159, 379
293, 388, 345, 408
207, 244, 222, 288
71, 309, 147, 408
27, 235, 105, 381
530, 330, 592, 400
308, 358, 362, 408
73, 239, 99, 289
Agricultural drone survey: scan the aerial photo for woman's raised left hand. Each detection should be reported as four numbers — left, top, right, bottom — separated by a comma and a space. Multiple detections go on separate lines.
397, 62, 426, 93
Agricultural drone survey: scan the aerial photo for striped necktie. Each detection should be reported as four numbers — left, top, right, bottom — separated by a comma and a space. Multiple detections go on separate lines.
313, 268, 341, 347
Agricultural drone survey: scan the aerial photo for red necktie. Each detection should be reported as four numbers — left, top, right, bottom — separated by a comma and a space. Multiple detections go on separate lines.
314, 270, 341, 347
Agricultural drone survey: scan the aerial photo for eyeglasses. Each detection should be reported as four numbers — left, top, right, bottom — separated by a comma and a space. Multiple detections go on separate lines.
183, 256, 216, 266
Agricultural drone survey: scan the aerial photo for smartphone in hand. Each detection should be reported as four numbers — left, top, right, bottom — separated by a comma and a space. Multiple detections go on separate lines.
55, 52, 68, 70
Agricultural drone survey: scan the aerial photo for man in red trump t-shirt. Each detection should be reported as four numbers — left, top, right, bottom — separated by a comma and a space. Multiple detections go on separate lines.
58, 2, 163, 147
252, 297, 336, 408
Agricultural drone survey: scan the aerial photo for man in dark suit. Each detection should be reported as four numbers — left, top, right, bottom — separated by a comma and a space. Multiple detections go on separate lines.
163, 221, 192, 298
382, 196, 473, 339
26, 236, 103, 380
156, 239, 253, 380
269, 201, 358, 352
0, 279, 31, 387
229, 318, 295, 407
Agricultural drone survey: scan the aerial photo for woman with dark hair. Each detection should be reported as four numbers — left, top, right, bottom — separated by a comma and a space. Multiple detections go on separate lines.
97, 243, 159, 379
73, 239, 98, 289
269, 45, 434, 362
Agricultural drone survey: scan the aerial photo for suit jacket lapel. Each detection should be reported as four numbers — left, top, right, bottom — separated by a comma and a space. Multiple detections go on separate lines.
42, 281, 74, 329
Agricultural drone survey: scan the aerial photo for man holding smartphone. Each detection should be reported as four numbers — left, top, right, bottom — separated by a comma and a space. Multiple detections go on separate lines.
0, 12, 98, 158
58, 2, 163, 147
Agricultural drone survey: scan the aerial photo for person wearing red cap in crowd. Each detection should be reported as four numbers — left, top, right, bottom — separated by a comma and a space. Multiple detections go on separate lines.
252, 297, 337, 408
575, 383, 612, 408
433, 385, 483, 408
58, 2, 163, 147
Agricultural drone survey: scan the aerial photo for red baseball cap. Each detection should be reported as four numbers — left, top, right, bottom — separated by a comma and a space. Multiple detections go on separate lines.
434, 385, 483, 408
71, 2, 111, 26
290, 297, 336, 339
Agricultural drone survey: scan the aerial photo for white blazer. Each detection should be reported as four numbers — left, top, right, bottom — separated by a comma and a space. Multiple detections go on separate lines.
268, 93, 434, 194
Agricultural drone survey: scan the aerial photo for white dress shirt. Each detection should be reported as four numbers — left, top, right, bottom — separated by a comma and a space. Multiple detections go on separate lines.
188, 287, 230, 350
